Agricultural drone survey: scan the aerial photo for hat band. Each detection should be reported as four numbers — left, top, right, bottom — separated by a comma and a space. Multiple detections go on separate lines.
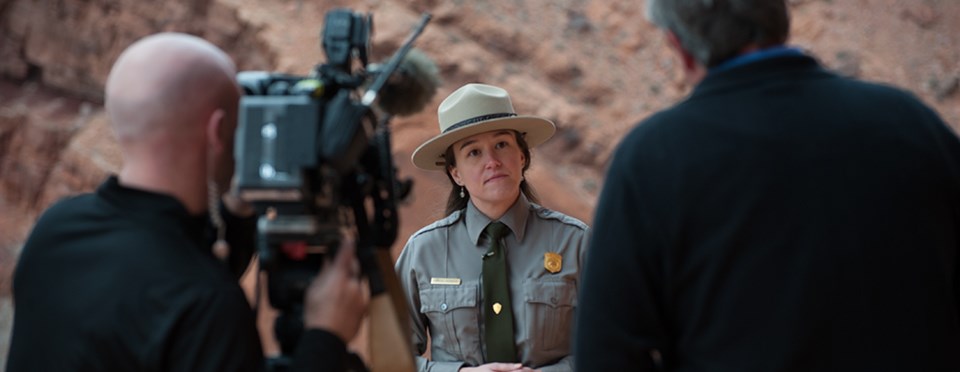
443, 113, 517, 133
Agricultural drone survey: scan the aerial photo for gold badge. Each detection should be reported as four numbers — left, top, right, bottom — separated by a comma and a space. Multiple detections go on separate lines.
544, 252, 562, 273
493, 303, 503, 314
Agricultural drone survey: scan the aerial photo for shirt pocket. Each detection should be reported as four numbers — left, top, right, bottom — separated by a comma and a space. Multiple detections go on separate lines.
419, 284, 482, 361
523, 280, 578, 352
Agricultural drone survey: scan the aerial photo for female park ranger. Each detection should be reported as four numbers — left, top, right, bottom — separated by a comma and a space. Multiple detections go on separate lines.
396, 83, 589, 372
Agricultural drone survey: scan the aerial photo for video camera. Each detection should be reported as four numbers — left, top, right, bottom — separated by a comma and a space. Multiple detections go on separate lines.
233, 8, 436, 370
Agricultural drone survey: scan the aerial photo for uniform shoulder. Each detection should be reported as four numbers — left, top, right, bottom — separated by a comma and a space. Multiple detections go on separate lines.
529, 203, 589, 231
408, 209, 463, 242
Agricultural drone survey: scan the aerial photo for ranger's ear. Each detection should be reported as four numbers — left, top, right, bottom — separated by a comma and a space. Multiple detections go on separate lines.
448, 165, 463, 186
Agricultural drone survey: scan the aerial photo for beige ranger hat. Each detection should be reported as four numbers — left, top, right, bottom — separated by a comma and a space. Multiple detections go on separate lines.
411, 83, 556, 171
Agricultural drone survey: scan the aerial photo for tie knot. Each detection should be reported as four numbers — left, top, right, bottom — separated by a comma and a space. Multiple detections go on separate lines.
484, 221, 509, 241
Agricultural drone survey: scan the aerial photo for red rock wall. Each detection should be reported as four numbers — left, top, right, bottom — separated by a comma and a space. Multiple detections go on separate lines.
0, 0, 275, 100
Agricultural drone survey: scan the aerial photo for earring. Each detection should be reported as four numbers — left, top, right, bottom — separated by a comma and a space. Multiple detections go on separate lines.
459, 186, 465, 199
208, 181, 230, 261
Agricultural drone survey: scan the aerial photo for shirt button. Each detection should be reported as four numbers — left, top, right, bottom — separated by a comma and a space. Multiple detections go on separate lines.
551, 297, 558, 305
440, 303, 448, 311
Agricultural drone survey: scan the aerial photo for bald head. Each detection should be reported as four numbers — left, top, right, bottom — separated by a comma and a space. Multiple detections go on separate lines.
105, 33, 239, 142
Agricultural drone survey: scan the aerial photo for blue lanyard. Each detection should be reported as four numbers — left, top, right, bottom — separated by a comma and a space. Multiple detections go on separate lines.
709, 45, 805, 75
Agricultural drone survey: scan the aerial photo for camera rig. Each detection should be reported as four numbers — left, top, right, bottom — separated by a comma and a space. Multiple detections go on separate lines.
234, 8, 433, 371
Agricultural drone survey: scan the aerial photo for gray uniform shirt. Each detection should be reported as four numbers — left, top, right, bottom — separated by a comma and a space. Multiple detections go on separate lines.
395, 195, 589, 372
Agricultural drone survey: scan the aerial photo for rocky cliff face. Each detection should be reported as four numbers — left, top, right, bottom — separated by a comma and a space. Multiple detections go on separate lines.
2, 0, 959, 364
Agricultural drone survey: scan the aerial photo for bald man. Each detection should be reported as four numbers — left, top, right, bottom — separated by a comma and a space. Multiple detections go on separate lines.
7, 33, 368, 371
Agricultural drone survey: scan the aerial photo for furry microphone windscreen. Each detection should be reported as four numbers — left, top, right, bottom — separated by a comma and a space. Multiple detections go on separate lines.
374, 49, 442, 117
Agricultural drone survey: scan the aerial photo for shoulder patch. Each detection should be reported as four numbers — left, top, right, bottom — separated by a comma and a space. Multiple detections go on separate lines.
529, 203, 589, 231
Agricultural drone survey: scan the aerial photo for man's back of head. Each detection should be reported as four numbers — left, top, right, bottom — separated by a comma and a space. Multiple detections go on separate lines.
645, 0, 790, 67
104, 33, 241, 213
105, 32, 237, 144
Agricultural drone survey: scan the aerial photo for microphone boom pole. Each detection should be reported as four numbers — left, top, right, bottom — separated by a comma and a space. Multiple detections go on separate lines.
361, 13, 433, 108
363, 12, 432, 372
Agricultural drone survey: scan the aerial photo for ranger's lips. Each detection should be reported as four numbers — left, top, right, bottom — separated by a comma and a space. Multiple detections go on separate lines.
484, 173, 508, 184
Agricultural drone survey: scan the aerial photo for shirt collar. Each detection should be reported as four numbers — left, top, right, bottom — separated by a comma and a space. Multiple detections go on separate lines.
97, 175, 208, 244
465, 193, 531, 246
708, 45, 806, 75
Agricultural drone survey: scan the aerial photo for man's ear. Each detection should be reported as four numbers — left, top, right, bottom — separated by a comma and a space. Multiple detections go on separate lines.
665, 31, 697, 73
206, 108, 226, 154
665, 30, 707, 85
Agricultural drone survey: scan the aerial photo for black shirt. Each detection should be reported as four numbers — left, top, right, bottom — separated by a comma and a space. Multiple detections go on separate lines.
576, 55, 960, 371
7, 176, 348, 371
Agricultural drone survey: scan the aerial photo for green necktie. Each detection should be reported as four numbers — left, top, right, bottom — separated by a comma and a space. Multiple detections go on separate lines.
481, 221, 518, 362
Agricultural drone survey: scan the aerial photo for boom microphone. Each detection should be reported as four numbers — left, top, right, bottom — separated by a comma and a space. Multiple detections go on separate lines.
368, 48, 442, 117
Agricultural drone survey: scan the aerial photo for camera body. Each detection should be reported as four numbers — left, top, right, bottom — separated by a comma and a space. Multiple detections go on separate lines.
234, 9, 422, 365
236, 9, 372, 207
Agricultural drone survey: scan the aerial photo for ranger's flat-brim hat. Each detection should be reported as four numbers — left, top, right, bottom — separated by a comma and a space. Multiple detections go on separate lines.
411, 83, 556, 170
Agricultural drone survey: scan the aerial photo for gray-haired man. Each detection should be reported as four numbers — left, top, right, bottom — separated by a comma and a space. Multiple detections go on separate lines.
576, 1, 960, 371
